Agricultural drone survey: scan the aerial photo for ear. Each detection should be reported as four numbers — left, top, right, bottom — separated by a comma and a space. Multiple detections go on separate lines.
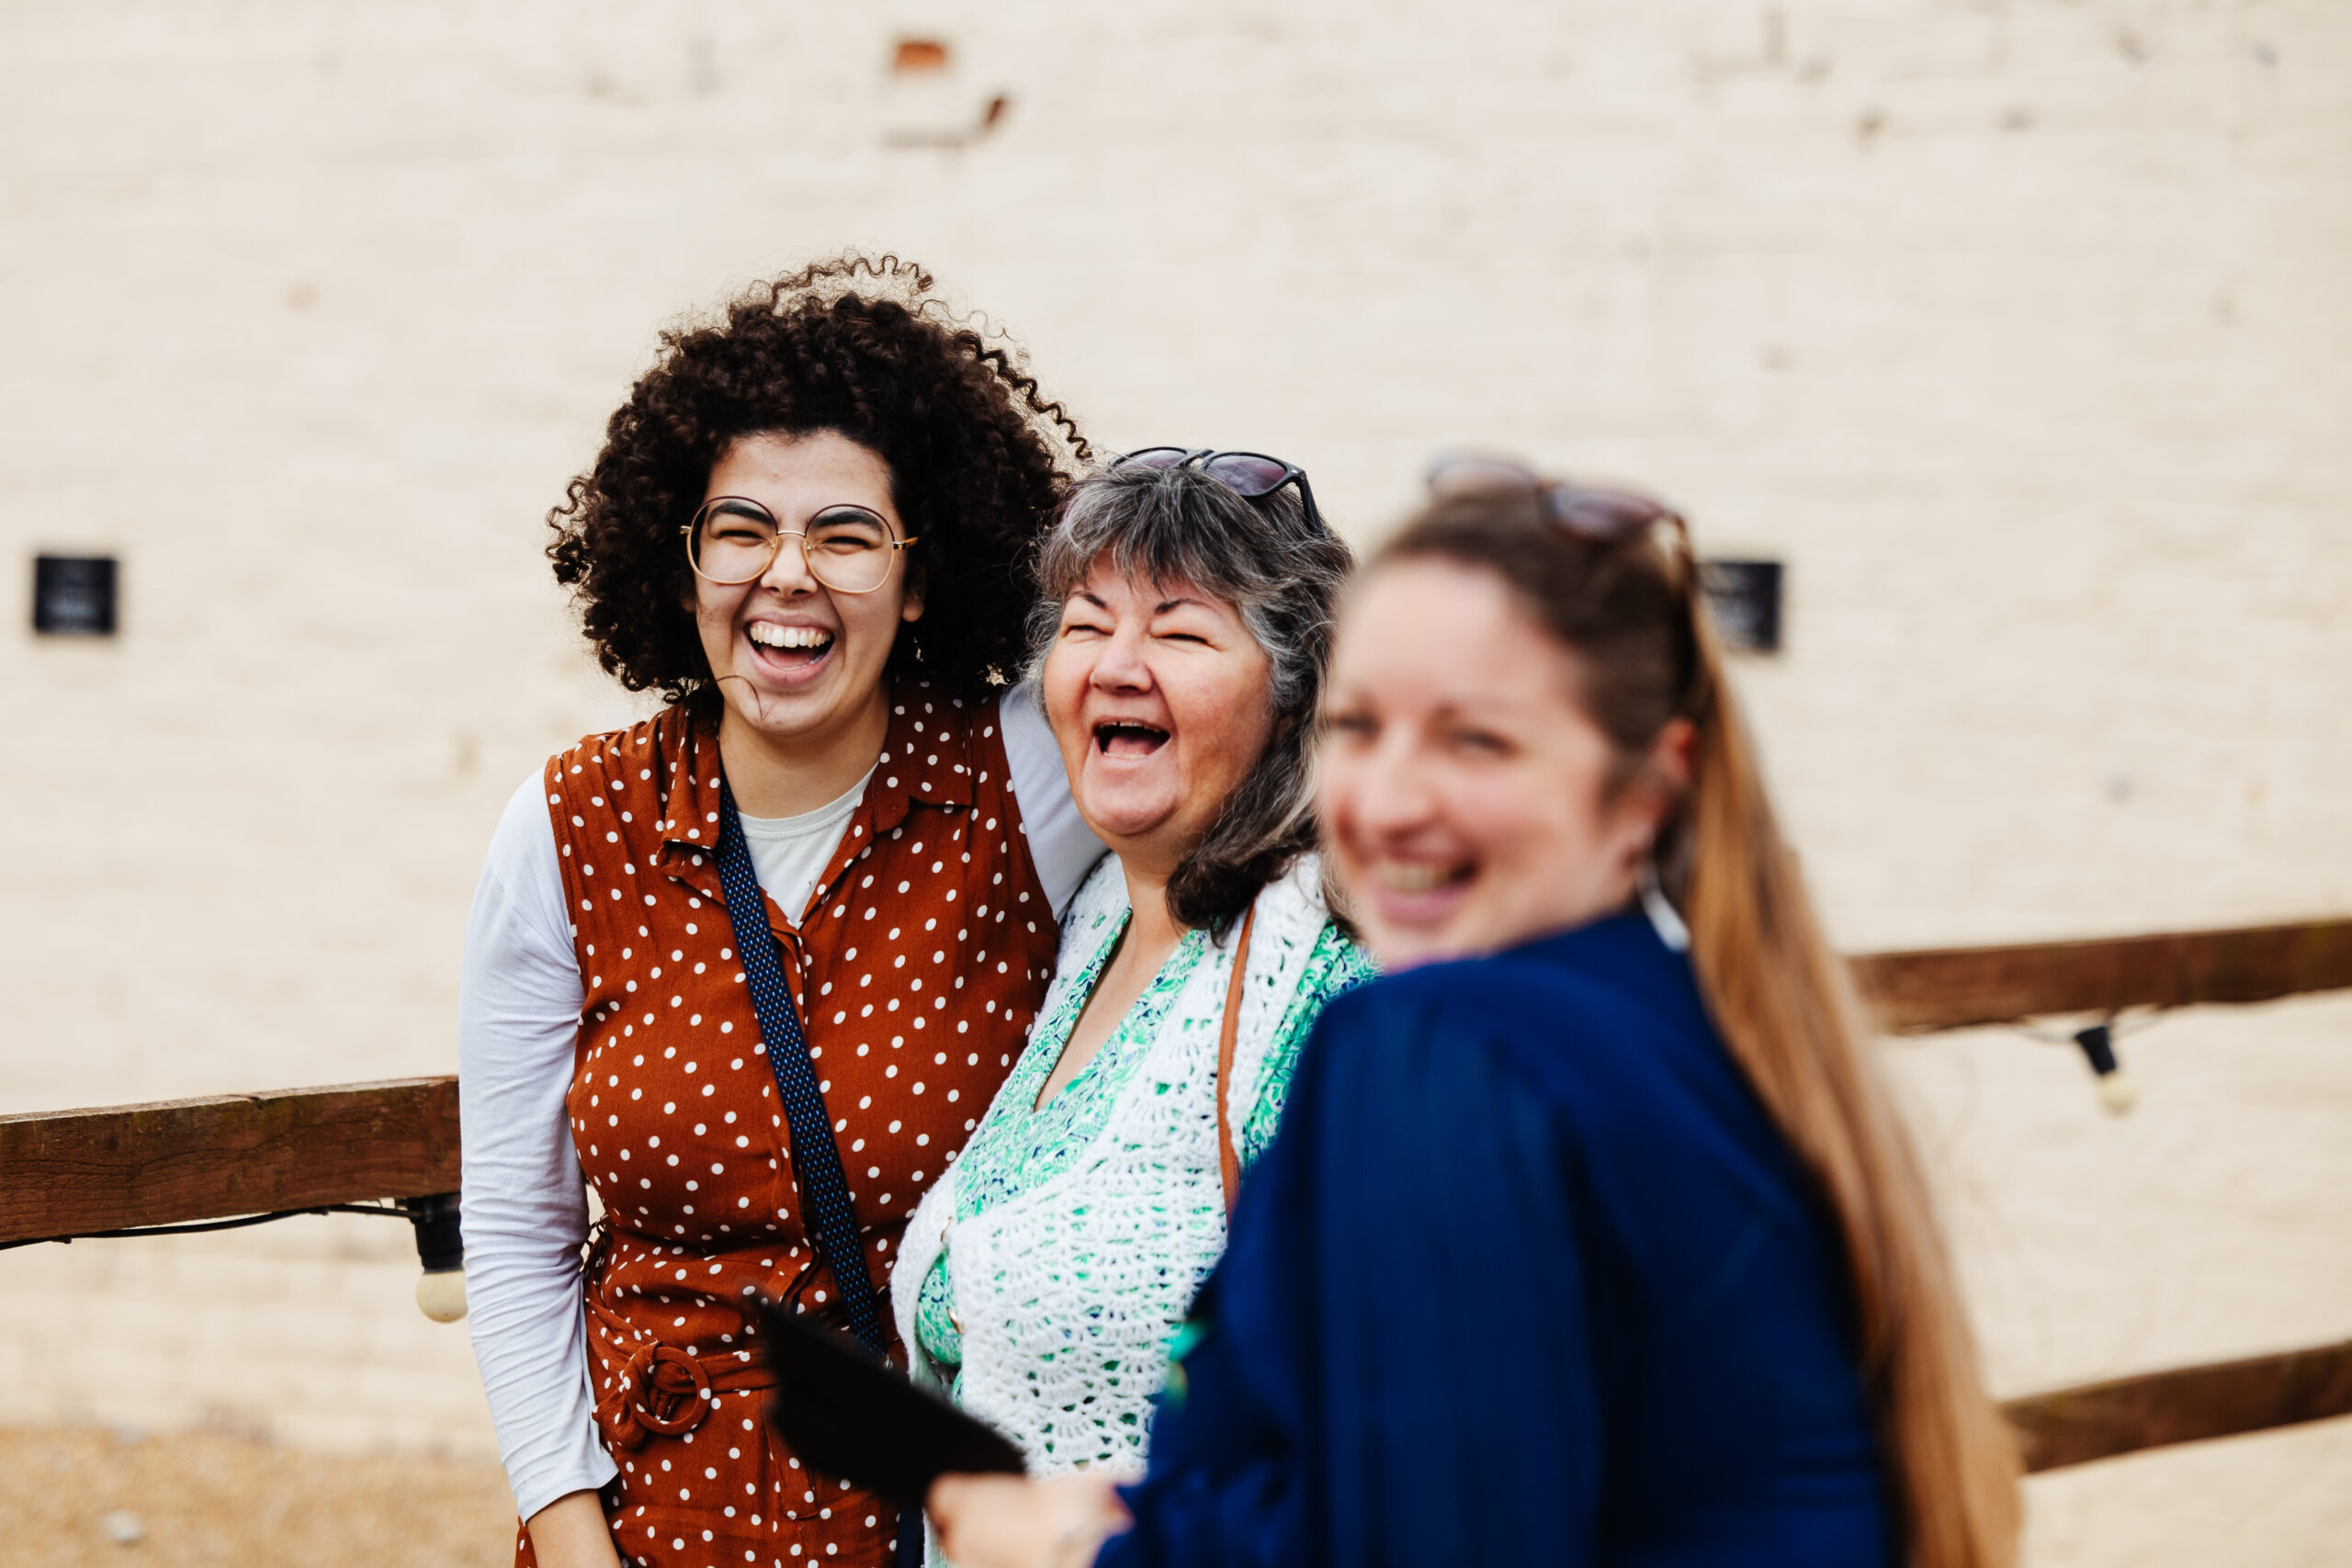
900, 579, 926, 625
1628, 717, 1698, 838
1648, 717, 1697, 796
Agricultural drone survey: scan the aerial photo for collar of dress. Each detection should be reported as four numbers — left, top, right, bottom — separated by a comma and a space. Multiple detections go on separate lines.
647, 679, 983, 905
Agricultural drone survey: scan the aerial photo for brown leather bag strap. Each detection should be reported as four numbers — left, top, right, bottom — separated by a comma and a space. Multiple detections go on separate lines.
1216, 904, 1258, 1214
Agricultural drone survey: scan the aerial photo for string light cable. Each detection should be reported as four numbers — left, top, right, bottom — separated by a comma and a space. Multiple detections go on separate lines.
0, 1193, 468, 1321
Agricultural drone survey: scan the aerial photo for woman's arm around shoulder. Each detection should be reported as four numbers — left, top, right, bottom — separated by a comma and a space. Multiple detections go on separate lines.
999, 677, 1104, 920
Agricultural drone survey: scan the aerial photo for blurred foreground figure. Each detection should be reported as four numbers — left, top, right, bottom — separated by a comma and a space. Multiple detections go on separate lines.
930, 458, 2020, 1568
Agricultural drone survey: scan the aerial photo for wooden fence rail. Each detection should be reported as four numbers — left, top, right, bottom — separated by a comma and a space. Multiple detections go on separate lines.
1849, 915, 2352, 1035
4, 917, 2349, 1472
0, 1078, 458, 1245
2004, 1337, 2352, 1473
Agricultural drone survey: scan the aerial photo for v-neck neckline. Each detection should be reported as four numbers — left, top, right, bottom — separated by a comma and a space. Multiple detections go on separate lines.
1027, 909, 1204, 1114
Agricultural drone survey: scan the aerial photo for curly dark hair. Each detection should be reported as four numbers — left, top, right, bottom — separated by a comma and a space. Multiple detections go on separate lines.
548, 254, 1091, 706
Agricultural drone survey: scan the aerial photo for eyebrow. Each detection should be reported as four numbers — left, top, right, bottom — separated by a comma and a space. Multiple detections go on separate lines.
704, 498, 892, 523
1068, 590, 1216, 615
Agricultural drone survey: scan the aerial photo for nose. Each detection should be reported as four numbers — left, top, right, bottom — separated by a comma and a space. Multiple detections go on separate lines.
756, 531, 820, 596
1091, 621, 1154, 694
1346, 733, 1442, 841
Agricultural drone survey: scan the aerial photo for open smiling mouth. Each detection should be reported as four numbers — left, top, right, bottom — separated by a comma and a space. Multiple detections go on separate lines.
1374, 860, 1475, 894
747, 623, 835, 671
1093, 720, 1170, 758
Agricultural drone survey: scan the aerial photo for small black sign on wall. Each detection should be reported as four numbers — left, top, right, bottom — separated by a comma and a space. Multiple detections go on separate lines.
1699, 558, 1782, 654
33, 554, 119, 636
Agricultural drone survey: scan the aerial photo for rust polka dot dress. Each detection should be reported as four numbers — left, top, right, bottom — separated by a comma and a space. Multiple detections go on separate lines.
521, 684, 1057, 1568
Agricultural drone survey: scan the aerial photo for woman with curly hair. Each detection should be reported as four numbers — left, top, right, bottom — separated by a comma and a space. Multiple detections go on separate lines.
458, 255, 1105, 1568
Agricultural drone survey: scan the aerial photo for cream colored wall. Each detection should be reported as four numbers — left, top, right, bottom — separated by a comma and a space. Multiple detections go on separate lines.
0, 2, 2346, 1561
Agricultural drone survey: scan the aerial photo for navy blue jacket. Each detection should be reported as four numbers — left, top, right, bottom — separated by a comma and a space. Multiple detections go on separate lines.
1097, 910, 1893, 1568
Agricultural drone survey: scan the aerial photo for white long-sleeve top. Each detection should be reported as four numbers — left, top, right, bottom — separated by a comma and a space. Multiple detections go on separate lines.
458, 685, 1100, 1521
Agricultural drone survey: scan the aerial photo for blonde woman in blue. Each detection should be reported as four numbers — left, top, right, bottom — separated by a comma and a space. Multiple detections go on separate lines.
892, 452, 1368, 1501
930, 461, 2020, 1568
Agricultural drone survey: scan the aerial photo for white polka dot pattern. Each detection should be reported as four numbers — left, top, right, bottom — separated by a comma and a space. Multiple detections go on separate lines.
533, 684, 1058, 1568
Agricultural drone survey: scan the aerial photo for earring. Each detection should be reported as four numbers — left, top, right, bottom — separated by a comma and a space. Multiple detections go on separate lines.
1638, 857, 1690, 953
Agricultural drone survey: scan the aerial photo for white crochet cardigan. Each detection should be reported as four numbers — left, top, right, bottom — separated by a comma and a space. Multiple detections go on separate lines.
891, 852, 1342, 1479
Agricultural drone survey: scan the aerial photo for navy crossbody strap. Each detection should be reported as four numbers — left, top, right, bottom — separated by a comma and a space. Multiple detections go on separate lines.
714, 780, 885, 1355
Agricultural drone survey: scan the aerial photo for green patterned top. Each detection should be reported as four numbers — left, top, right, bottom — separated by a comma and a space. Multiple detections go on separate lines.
914, 905, 1373, 1371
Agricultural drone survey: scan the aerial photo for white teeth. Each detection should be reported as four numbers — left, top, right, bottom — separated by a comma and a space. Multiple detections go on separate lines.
1376, 861, 1458, 894
748, 624, 832, 650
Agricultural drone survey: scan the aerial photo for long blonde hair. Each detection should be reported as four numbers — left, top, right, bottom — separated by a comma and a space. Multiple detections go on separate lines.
1380, 492, 2020, 1568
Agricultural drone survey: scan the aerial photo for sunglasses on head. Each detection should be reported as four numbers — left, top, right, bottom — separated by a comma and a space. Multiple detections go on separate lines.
1428, 453, 1711, 713
1115, 446, 1326, 532
1424, 453, 1689, 556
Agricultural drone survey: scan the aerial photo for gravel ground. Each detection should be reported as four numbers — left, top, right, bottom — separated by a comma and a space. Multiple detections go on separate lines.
0, 1425, 516, 1568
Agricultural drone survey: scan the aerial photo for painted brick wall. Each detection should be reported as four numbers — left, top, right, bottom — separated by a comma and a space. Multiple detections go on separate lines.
1, 4, 2346, 1562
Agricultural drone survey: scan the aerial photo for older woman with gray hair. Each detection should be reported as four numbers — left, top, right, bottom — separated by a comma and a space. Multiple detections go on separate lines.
893, 448, 1369, 1492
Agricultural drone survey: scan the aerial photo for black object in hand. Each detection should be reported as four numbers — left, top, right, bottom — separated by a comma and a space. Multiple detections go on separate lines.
750, 1293, 1026, 1506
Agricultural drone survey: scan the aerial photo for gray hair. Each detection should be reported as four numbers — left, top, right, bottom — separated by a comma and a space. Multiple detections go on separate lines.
1026, 461, 1356, 933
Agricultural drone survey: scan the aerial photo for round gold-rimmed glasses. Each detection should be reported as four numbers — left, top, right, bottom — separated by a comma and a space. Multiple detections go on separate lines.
684, 497, 919, 593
